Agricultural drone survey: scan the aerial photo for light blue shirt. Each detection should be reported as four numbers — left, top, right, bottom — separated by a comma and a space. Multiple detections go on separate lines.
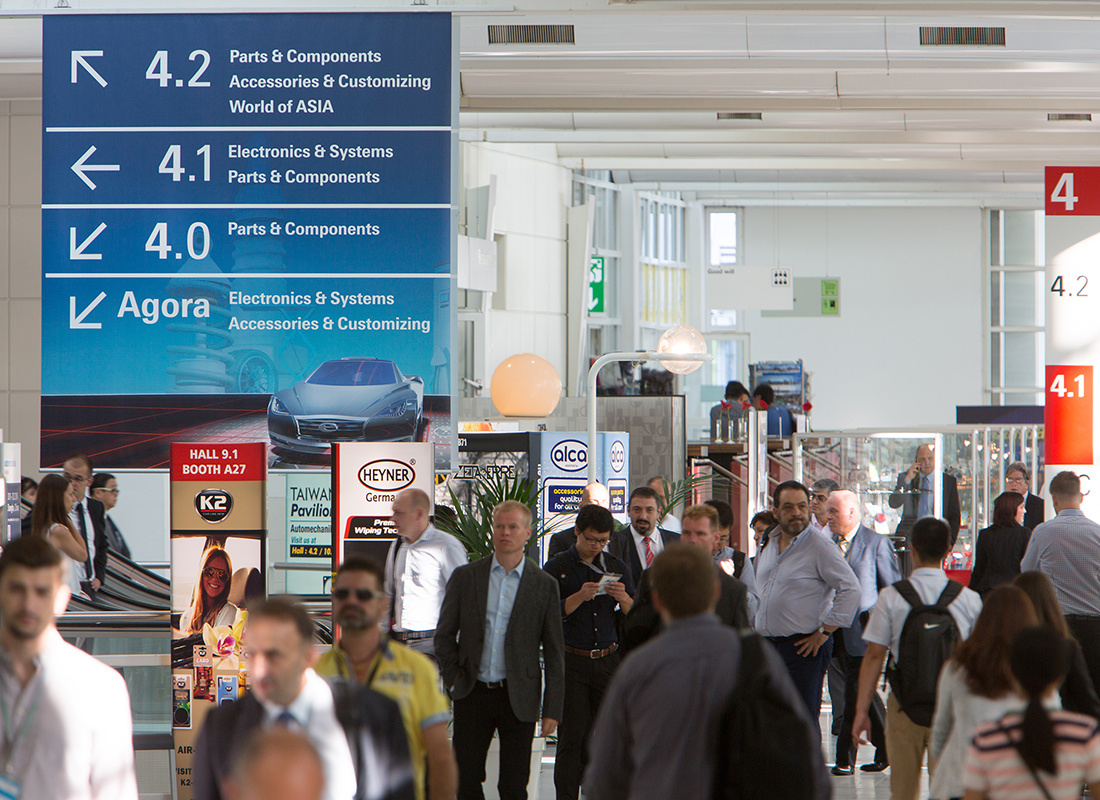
753, 524, 861, 637
479, 556, 525, 682
1021, 508, 1100, 616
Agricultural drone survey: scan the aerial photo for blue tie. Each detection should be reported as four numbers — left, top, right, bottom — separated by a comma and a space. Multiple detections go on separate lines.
275, 710, 298, 729
918, 475, 932, 518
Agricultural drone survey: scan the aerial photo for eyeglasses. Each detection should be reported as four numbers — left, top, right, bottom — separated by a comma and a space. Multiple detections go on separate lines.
1006, 477, 1028, 485
331, 588, 378, 602
95, 488, 120, 495
202, 567, 230, 582
580, 534, 611, 548
63, 472, 91, 484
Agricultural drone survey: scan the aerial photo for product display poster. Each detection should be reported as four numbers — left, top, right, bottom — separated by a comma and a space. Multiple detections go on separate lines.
1045, 165, 1100, 517
286, 472, 332, 594
1, 443, 18, 543
41, 12, 457, 473
332, 441, 433, 568
169, 441, 266, 800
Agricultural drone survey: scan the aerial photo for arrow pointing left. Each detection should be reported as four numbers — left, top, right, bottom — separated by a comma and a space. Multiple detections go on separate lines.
72, 146, 120, 190
71, 50, 107, 87
70, 223, 107, 260
70, 292, 107, 330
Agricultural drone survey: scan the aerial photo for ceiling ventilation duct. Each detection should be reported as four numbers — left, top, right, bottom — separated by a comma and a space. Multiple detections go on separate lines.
487, 24, 575, 45
1048, 113, 1093, 121
717, 112, 763, 121
919, 26, 1006, 46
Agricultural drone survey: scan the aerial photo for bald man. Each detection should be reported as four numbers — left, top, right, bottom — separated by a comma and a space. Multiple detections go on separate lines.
888, 443, 961, 545
225, 729, 324, 800
546, 483, 612, 563
385, 488, 468, 658
826, 490, 900, 775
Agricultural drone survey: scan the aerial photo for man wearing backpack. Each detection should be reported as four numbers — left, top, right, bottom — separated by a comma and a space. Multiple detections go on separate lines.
852, 517, 982, 800
583, 543, 826, 800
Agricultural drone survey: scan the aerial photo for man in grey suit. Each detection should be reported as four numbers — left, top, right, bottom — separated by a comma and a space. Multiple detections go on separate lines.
827, 490, 901, 775
435, 500, 566, 800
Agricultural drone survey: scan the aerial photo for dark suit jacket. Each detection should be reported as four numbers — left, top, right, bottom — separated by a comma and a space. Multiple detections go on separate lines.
968, 522, 1032, 597
619, 565, 750, 657
1024, 493, 1045, 532
434, 555, 565, 722
76, 496, 109, 585
608, 527, 679, 589
838, 525, 901, 656
193, 680, 413, 800
888, 471, 961, 542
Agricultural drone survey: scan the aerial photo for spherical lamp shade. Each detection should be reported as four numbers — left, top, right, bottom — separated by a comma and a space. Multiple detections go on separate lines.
490, 354, 563, 417
656, 325, 707, 374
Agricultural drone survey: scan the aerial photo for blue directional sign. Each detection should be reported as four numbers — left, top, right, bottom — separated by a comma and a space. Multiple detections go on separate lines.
42, 13, 456, 470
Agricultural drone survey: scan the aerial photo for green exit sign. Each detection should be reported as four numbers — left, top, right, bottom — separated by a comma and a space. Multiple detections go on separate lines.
589, 256, 605, 313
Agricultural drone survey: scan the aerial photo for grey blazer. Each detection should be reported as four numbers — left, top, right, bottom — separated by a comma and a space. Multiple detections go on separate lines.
435, 555, 565, 723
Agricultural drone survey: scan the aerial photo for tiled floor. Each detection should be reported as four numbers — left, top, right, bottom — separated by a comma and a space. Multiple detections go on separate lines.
531, 699, 928, 800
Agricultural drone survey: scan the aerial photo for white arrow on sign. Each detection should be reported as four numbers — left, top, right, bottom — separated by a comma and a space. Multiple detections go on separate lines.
71, 146, 120, 190
70, 292, 107, 330
71, 50, 107, 87
70, 223, 107, 260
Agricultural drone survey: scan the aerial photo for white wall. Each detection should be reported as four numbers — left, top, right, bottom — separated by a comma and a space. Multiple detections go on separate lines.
741, 205, 984, 430
461, 142, 571, 384
1, 101, 42, 478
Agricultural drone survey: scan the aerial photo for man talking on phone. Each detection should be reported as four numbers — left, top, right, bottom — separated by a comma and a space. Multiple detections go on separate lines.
888, 443, 961, 546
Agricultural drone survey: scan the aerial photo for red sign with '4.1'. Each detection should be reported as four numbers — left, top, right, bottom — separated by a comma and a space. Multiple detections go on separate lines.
1045, 365, 1093, 465
1046, 167, 1100, 216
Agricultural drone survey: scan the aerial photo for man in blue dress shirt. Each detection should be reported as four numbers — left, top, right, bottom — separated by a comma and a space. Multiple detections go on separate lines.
754, 480, 861, 735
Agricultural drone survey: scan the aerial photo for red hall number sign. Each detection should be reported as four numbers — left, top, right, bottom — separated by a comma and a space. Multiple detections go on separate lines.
1046, 167, 1100, 215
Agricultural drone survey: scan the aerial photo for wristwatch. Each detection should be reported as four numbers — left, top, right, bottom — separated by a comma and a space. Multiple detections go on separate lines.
818, 626, 830, 636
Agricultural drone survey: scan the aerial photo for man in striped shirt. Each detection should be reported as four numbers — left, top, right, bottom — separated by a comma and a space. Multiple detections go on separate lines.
1021, 471, 1100, 696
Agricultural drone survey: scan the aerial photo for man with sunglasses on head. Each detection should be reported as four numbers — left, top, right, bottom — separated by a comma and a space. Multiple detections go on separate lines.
315, 557, 457, 800
544, 504, 634, 800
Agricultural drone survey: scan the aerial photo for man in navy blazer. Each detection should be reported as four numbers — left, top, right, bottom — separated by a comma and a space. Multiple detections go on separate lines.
435, 500, 565, 800
826, 490, 901, 775
1006, 461, 1045, 531
608, 486, 679, 588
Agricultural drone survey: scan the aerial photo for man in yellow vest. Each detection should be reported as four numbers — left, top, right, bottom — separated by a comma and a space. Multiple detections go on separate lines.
315, 557, 458, 800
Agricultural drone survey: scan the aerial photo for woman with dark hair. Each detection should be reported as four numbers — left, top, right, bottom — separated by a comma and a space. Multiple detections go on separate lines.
177, 544, 240, 636
969, 492, 1031, 597
930, 584, 1039, 800
1013, 571, 1100, 720
962, 627, 1100, 799
30, 473, 89, 599
749, 509, 777, 553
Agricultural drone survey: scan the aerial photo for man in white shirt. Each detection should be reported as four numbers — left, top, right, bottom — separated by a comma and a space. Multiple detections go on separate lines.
853, 517, 982, 800
609, 486, 679, 588
0, 533, 138, 800
385, 488, 468, 659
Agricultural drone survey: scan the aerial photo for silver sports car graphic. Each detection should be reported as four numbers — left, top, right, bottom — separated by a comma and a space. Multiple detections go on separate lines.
268, 357, 424, 456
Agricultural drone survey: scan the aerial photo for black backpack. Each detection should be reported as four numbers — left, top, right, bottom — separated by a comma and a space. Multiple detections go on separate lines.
885, 579, 964, 727
713, 632, 831, 800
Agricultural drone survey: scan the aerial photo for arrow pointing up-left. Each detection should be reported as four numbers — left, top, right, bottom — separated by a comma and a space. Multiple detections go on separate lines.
70, 292, 107, 330
71, 51, 107, 87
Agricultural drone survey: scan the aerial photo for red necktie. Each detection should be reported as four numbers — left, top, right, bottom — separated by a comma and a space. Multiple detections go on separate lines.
644, 536, 654, 567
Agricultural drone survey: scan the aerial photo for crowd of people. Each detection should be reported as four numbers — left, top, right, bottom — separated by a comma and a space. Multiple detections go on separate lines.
11, 456, 1100, 800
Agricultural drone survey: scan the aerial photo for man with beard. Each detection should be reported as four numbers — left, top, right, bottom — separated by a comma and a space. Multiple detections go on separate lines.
609, 486, 679, 588
315, 557, 457, 800
754, 480, 861, 736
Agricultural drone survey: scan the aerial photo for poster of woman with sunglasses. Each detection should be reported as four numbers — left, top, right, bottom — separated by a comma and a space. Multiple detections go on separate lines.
179, 544, 241, 636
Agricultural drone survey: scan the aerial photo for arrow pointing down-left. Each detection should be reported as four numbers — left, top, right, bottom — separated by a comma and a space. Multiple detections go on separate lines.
70, 292, 107, 329
70, 223, 106, 260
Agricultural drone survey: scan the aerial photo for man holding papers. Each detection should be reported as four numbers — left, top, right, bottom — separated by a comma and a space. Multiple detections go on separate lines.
544, 504, 634, 800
